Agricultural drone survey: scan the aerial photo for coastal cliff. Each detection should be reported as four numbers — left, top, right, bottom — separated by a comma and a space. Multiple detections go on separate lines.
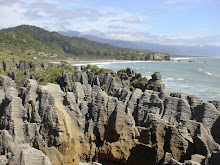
145, 52, 171, 61
0, 60, 219, 165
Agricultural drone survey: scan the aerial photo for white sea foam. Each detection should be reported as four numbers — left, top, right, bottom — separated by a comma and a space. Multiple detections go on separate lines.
171, 57, 191, 61
206, 72, 213, 76
70, 57, 220, 101
163, 78, 184, 81
164, 78, 175, 81
202, 72, 220, 78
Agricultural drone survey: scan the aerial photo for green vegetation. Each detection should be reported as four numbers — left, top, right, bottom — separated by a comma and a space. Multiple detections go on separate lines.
1, 25, 161, 61
131, 77, 148, 91
101, 84, 109, 92
154, 72, 160, 74
149, 84, 157, 91
117, 67, 132, 75
33, 64, 78, 85
0, 69, 8, 76
15, 70, 28, 88
114, 76, 121, 83
33, 67, 62, 85
0, 25, 165, 92
83, 64, 114, 75
0, 30, 55, 59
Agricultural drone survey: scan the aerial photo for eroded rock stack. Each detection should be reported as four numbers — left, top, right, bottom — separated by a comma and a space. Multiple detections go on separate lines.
0, 68, 220, 165
145, 53, 171, 61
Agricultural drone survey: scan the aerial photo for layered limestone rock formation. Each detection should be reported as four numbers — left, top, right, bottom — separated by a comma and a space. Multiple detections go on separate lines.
145, 53, 171, 61
0, 67, 220, 165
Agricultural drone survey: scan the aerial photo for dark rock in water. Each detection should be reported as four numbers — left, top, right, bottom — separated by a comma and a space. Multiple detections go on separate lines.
152, 72, 161, 80
147, 72, 165, 92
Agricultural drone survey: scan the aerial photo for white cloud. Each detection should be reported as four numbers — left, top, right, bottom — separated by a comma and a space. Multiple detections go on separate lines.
108, 25, 128, 30
122, 16, 141, 23
83, 30, 220, 46
24, 9, 44, 20
0, 0, 219, 47
111, 16, 141, 24
0, 0, 21, 6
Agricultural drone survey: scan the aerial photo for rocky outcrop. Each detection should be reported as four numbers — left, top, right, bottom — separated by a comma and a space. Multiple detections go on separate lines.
0, 68, 220, 165
146, 72, 165, 92
145, 52, 171, 61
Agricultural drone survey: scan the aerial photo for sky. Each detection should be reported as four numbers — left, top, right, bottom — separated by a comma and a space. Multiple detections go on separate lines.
0, 0, 220, 46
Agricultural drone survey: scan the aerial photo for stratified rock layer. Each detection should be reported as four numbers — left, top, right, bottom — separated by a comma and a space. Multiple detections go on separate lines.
0, 71, 220, 165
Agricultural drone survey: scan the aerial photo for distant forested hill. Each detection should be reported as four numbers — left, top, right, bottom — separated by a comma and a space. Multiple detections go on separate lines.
0, 30, 55, 56
0, 25, 170, 60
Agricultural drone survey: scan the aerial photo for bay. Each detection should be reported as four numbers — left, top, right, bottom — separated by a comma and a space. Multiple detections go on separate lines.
71, 57, 220, 101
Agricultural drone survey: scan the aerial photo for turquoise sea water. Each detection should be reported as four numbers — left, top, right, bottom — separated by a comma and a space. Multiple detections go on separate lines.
71, 57, 220, 101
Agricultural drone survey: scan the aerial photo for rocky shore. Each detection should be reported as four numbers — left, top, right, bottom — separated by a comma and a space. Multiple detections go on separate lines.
0, 59, 219, 165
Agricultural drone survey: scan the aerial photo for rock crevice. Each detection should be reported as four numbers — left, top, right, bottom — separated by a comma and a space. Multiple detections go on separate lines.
0, 68, 220, 165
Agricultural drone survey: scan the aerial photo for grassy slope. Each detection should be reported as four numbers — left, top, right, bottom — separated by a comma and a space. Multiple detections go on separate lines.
3, 25, 154, 60
4, 25, 129, 58
0, 30, 57, 60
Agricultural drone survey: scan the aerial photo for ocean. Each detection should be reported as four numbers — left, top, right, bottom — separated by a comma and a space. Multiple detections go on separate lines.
71, 57, 220, 101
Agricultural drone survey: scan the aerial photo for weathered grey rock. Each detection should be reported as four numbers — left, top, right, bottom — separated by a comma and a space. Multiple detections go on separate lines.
0, 75, 16, 88
58, 72, 71, 92
118, 88, 131, 102
147, 73, 165, 92
135, 91, 163, 126
8, 70, 16, 80
188, 95, 203, 107
161, 97, 191, 124
192, 102, 220, 132
87, 70, 95, 84
72, 72, 82, 82
211, 116, 220, 144
9, 144, 51, 165
183, 120, 220, 156
0, 155, 8, 165
108, 80, 122, 97
0, 73, 220, 165
152, 72, 161, 80
0, 130, 15, 156
166, 158, 182, 165
19, 60, 29, 72
0, 130, 50, 165
209, 100, 220, 111
170, 92, 188, 100
145, 53, 171, 61
126, 89, 143, 116
0, 86, 28, 144
190, 154, 206, 164
92, 75, 100, 86
80, 72, 89, 85
2, 60, 9, 71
